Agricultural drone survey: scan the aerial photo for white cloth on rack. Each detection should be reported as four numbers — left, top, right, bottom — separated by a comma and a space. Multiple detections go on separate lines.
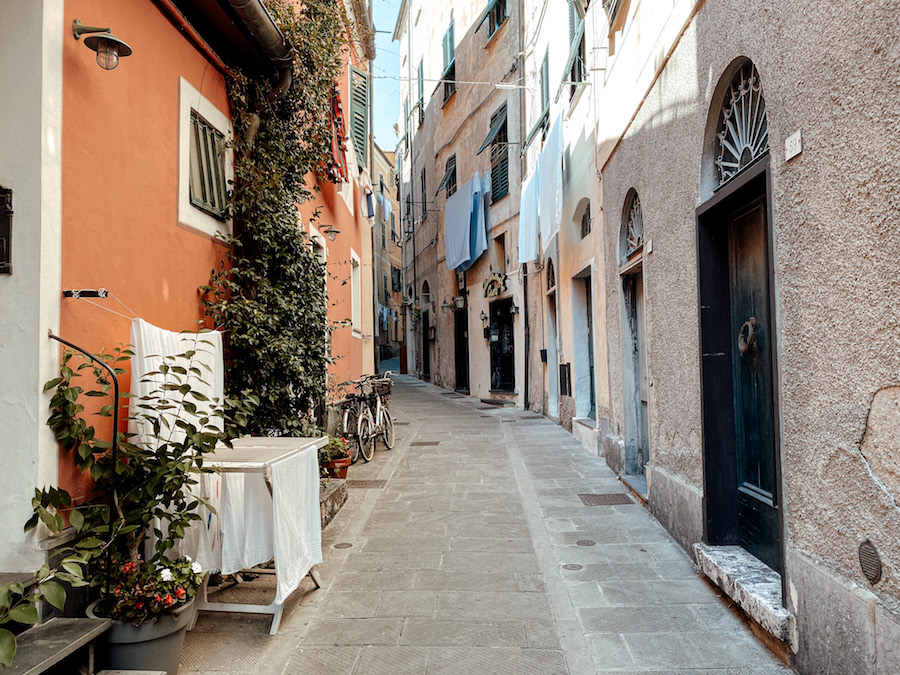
538, 113, 564, 253
219, 472, 275, 574
444, 173, 479, 270
271, 445, 323, 604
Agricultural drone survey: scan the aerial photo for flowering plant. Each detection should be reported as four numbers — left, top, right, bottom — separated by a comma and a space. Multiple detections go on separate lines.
101, 555, 204, 626
319, 435, 351, 462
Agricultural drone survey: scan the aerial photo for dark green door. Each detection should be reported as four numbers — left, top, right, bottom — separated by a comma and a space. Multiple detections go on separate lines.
728, 197, 779, 571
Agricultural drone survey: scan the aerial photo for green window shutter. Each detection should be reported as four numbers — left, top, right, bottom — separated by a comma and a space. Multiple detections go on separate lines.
540, 51, 550, 113
443, 22, 455, 71
490, 104, 509, 201
417, 60, 424, 103
569, 1, 576, 44
350, 67, 369, 167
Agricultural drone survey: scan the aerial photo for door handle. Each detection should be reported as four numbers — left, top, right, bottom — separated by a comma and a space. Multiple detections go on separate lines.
738, 317, 757, 356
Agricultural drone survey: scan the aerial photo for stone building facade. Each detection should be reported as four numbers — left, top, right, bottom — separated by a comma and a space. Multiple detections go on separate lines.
394, 0, 900, 671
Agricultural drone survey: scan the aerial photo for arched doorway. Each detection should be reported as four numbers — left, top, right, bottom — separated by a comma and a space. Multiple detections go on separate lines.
697, 59, 782, 573
619, 189, 649, 474
421, 280, 431, 379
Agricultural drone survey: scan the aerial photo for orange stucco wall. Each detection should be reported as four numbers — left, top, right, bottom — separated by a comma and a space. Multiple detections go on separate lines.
60, 0, 229, 497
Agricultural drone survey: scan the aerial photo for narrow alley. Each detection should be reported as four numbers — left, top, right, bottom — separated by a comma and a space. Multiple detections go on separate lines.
180, 375, 792, 674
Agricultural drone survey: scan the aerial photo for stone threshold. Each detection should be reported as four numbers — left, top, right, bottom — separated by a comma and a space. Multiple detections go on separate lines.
620, 473, 648, 504
694, 543, 795, 642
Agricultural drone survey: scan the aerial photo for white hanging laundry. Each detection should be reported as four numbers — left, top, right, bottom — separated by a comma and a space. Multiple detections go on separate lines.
518, 170, 540, 263
538, 113, 564, 253
445, 173, 480, 270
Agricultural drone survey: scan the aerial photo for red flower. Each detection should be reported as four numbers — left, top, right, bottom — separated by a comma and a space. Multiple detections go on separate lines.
175, 587, 186, 599
114, 584, 122, 596
163, 594, 174, 606
135, 602, 144, 610
154, 595, 161, 603
121, 562, 136, 573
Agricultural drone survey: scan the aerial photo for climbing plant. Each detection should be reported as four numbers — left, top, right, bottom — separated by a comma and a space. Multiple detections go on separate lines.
203, 0, 350, 434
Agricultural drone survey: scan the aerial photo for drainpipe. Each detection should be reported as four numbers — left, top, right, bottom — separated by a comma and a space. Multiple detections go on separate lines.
226, 0, 295, 148
518, 0, 530, 410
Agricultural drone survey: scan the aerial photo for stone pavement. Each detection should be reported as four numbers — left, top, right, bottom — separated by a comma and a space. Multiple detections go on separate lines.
179, 375, 793, 674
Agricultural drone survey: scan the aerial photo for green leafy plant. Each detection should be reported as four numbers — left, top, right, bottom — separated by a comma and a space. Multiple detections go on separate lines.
0, 341, 258, 666
319, 435, 351, 463
202, 0, 349, 436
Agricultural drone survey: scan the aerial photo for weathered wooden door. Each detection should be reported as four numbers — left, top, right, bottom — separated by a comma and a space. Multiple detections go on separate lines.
728, 196, 779, 570
421, 310, 431, 378
489, 298, 515, 392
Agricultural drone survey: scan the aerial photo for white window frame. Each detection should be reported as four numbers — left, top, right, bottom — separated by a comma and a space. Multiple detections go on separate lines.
178, 77, 233, 239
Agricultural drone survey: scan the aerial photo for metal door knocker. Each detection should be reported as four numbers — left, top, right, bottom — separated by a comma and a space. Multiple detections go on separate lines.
738, 317, 757, 356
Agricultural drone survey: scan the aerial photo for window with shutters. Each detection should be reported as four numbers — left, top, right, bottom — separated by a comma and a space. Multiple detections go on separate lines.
420, 169, 427, 218
349, 66, 369, 167
391, 211, 397, 242
381, 222, 386, 249
402, 98, 409, 154
524, 50, 550, 151
391, 266, 402, 293
189, 111, 228, 219
580, 202, 591, 239
442, 22, 456, 102
568, 1, 586, 100
489, 104, 509, 202
436, 155, 457, 198
384, 274, 390, 303
417, 60, 425, 124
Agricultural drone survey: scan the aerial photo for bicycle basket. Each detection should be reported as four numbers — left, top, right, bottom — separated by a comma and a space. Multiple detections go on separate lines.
374, 379, 392, 396
359, 381, 375, 396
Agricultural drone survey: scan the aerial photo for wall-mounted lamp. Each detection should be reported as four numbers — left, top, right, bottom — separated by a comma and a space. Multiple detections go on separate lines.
510, 303, 519, 316
441, 294, 467, 315
73, 20, 133, 71
480, 310, 489, 323
322, 225, 340, 241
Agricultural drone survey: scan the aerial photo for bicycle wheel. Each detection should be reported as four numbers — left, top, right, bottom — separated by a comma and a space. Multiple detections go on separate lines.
380, 406, 395, 449
343, 406, 360, 464
358, 412, 375, 462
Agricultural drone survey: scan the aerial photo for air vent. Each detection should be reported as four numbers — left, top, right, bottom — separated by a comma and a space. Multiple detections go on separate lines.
859, 540, 882, 584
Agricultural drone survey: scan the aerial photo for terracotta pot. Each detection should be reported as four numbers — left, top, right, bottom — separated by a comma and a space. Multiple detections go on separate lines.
87, 596, 196, 674
322, 455, 351, 479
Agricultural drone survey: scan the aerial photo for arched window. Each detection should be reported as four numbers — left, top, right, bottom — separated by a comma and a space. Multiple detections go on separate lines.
715, 60, 769, 187
547, 258, 556, 290
422, 280, 431, 305
621, 189, 643, 263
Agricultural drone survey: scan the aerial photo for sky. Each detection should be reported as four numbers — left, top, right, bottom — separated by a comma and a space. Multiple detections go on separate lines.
370, 0, 402, 153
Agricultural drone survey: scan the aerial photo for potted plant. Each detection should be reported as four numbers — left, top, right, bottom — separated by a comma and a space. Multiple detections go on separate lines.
28, 341, 251, 673
319, 435, 352, 479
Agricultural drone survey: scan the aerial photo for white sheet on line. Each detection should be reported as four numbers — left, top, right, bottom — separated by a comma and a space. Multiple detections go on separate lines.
128, 319, 225, 565
518, 170, 540, 263
538, 113, 564, 253
271, 445, 323, 604
219, 471, 275, 575
444, 173, 480, 270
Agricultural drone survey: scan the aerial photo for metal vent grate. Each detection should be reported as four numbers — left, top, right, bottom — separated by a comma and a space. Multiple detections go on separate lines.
411, 441, 440, 446
346, 480, 387, 489
578, 493, 633, 506
859, 540, 882, 584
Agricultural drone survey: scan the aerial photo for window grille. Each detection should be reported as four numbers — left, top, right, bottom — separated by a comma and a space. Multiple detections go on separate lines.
580, 203, 591, 239
189, 111, 227, 219
623, 190, 643, 260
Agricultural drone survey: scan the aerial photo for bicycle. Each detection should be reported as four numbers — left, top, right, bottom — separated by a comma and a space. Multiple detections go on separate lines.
367, 374, 395, 451
336, 373, 395, 463
336, 387, 373, 463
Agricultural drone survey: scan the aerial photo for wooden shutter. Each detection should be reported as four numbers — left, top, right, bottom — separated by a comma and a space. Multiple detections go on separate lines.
417, 60, 424, 103
541, 51, 550, 113
490, 105, 509, 201
350, 67, 369, 167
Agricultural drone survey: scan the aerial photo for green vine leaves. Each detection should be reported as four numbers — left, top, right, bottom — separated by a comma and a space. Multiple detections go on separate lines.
202, 0, 350, 435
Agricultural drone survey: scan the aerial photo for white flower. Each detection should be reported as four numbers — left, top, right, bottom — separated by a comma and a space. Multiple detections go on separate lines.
191, 561, 202, 574
184, 555, 192, 562
160, 568, 173, 582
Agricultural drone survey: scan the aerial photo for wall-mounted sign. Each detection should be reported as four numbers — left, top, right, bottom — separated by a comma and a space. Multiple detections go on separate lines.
483, 272, 507, 298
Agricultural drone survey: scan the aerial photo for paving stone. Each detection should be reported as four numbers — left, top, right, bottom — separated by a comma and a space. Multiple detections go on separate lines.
560, 562, 659, 582
525, 618, 562, 649
354, 646, 429, 675
440, 551, 541, 574
434, 591, 553, 620
300, 618, 403, 646
516, 573, 547, 593
426, 646, 568, 674
328, 571, 417, 591
181, 629, 275, 671
579, 606, 703, 633
314, 591, 382, 618
374, 591, 437, 617
598, 580, 718, 606
585, 632, 637, 670
450, 537, 535, 553
340, 551, 443, 572
362, 536, 450, 552
280, 646, 360, 675
414, 570, 517, 592
399, 618, 526, 647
